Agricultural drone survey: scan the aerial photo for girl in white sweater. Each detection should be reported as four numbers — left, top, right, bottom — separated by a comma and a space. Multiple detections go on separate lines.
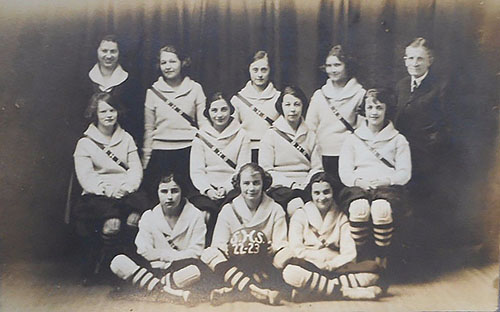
338, 88, 412, 269
189, 92, 251, 244
73, 92, 148, 285
231, 51, 281, 162
306, 45, 366, 186
142, 45, 207, 203
281, 172, 382, 301
259, 85, 323, 216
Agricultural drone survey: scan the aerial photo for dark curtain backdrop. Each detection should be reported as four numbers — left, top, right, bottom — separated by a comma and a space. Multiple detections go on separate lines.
0, 0, 499, 262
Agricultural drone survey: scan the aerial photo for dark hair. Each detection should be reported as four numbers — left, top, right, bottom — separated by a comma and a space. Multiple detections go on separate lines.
304, 171, 340, 200
248, 50, 270, 68
275, 85, 309, 117
98, 34, 119, 47
203, 92, 235, 122
158, 45, 191, 77
231, 163, 273, 193
359, 88, 396, 121
320, 44, 357, 81
157, 172, 187, 208
84, 92, 123, 126
405, 37, 434, 62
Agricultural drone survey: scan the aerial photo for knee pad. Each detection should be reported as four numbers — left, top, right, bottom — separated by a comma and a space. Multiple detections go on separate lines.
172, 264, 201, 288
287, 197, 305, 217
110, 254, 139, 280
352, 272, 379, 287
371, 200, 393, 225
126, 213, 139, 227
201, 246, 227, 271
102, 218, 121, 235
282, 264, 311, 288
348, 199, 370, 222
273, 246, 294, 269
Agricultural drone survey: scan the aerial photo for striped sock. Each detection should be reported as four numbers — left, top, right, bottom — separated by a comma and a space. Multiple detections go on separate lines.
349, 221, 371, 248
373, 222, 393, 257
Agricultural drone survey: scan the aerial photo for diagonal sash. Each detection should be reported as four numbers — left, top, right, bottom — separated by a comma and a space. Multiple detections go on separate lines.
272, 128, 311, 162
150, 87, 198, 128
85, 135, 129, 170
236, 93, 275, 126
320, 90, 395, 169
195, 133, 237, 170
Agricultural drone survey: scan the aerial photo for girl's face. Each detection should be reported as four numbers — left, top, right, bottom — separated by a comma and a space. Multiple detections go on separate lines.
365, 97, 387, 128
311, 181, 334, 212
96, 100, 118, 128
282, 94, 303, 125
239, 169, 264, 202
324, 55, 347, 83
209, 99, 231, 130
158, 180, 182, 212
249, 58, 270, 89
97, 40, 119, 70
160, 51, 182, 81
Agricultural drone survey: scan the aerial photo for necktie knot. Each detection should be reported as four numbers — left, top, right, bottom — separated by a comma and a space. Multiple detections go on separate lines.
411, 80, 418, 93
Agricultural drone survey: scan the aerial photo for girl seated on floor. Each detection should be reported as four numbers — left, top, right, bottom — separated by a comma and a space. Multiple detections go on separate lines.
338, 88, 412, 269
201, 163, 289, 305
280, 172, 382, 301
109, 172, 212, 303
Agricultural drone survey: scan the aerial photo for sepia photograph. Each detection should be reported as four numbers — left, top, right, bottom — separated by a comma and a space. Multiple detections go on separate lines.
0, 0, 499, 311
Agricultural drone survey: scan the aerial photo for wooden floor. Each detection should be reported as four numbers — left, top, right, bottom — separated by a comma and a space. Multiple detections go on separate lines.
1, 258, 498, 312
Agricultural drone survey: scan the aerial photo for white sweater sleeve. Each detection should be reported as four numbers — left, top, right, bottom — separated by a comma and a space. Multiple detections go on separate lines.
338, 135, 358, 187
259, 129, 291, 187
194, 85, 208, 129
388, 135, 412, 185
305, 92, 321, 134
74, 140, 105, 195
142, 89, 156, 169
190, 136, 212, 194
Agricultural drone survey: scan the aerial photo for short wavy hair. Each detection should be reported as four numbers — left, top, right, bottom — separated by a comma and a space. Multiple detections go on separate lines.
275, 85, 309, 117
231, 163, 273, 193
203, 91, 235, 122
84, 92, 124, 126
158, 45, 191, 77
320, 44, 358, 81
359, 88, 396, 121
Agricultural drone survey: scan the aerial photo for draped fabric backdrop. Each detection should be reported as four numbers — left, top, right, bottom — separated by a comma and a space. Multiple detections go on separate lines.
0, 0, 499, 261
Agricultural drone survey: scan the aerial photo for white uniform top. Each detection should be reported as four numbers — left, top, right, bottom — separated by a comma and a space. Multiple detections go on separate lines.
190, 118, 251, 194
231, 81, 280, 149
143, 76, 207, 166
339, 120, 412, 187
259, 116, 323, 188
306, 78, 365, 156
289, 201, 356, 271
211, 194, 287, 254
135, 201, 206, 269
73, 124, 142, 195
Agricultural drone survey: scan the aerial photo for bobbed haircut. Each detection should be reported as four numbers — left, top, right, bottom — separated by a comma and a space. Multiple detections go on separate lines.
320, 44, 358, 81
359, 88, 396, 121
304, 171, 340, 199
158, 45, 191, 77
203, 91, 235, 121
84, 92, 124, 126
406, 37, 434, 62
275, 85, 309, 117
231, 163, 273, 193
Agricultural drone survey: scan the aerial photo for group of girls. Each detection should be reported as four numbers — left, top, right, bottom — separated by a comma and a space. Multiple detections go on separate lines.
71, 34, 448, 304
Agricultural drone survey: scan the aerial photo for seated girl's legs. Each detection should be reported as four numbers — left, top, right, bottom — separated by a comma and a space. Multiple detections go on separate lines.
338, 187, 372, 259
281, 258, 381, 301
322, 156, 342, 188
266, 187, 308, 219
116, 191, 150, 254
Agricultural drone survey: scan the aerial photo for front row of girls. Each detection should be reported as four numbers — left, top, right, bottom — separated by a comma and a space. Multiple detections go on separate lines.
73, 84, 410, 302
110, 167, 382, 304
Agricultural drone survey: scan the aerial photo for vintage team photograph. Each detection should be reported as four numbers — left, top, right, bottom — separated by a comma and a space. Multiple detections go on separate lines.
0, 0, 499, 311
